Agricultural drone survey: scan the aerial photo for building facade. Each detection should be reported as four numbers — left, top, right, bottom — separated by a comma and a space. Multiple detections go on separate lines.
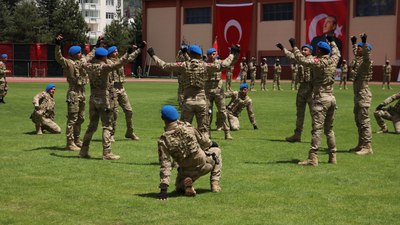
142, 0, 400, 80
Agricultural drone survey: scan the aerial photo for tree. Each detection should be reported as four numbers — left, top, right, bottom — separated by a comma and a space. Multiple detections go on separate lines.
0, 1, 14, 42
0, 0, 23, 10
52, 0, 89, 45
10, 1, 45, 43
104, 20, 131, 52
36, 0, 60, 42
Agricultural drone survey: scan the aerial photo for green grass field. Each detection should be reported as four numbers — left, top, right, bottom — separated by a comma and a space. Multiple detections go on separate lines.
0, 81, 399, 225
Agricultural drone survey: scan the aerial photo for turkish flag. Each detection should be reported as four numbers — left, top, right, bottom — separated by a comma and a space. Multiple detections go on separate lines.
215, 3, 253, 80
305, 0, 348, 57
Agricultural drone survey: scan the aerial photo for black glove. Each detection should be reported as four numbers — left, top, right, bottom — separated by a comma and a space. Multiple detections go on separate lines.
289, 38, 295, 48
127, 47, 133, 54
376, 104, 384, 111
253, 125, 258, 130
180, 45, 188, 54
276, 43, 284, 51
351, 36, 357, 45
147, 47, 155, 57
230, 44, 240, 54
326, 35, 333, 43
361, 33, 367, 43
211, 141, 219, 148
159, 188, 168, 200
138, 41, 146, 49
55, 35, 62, 45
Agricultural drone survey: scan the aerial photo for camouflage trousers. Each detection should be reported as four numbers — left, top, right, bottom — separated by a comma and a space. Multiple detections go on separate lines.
240, 72, 247, 83
82, 95, 113, 152
293, 83, 313, 135
382, 75, 391, 84
175, 147, 222, 190
273, 74, 281, 90
353, 88, 372, 145
260, 74, 267, 90
374, 108, 400, 133
181, 92, 209, 135
291, 74, 297, 90
227, 111, 240, 131
226, 73, 232, 91
206, 87, 229, 132
31, 111, 61, 134
0, 81, 7, 98
66, 91, 85, 142
249, 72, 256, 89
112, 86, 136, 136
339, 75, 347, 87
310, 93, 336, 152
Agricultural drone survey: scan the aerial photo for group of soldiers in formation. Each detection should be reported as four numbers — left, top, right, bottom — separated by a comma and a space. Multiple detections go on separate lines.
1, 32, 399, 200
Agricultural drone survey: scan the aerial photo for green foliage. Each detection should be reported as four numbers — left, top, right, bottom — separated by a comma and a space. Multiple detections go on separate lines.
104, 20, 131, 50
0, 82, 399, 225
36, 0, 61, 43
0, 1, 14, 42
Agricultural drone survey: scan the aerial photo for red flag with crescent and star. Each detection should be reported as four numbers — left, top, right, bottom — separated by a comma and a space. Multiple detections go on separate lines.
305, 0, 348, 56
215, 3, 253, 80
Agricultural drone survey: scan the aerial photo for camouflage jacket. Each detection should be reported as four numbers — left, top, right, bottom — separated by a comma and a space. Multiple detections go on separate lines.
240, 61, 248, 74
351, 44, 373, 91
249, 61, 257, 75
109, 48, 142, 84
381, 92, 400, 114
341, 63, 348, 74
383, 64, 392, 77
225, 91, 257, 126
0, 61, 6, 83
157, 120, 212, 188
274, 64, 281, 76
284, 48, 312, 83
32, 91, 56, 119
260, 63, 268, 76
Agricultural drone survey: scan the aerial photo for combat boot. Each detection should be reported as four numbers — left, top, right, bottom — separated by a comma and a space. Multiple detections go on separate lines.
298, 151, 318, 166
125, 131, 140, 141
349, 144, 362, 152
183, 177, 196, 197
74, 138, 83, 148
356, 143, 373, 155
224, 131, 233, 140
285, 133, 301, 143
103, 150, 120, 160
65, 140, 81, 151
328, 151, 337, 164
211, 180, 221, 193
377, 127, 388, 134
79, 146, 90, 159
110, 135, 115, 143
36, 125, 43, 135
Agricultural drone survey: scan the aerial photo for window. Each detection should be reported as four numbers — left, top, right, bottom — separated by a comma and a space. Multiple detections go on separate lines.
184, 7, 211, 24
85, 10, 99, 18
106, 0, 114, 6
262, 3, 293, 21
106, 12, 114, 19
356, 0, 395, 16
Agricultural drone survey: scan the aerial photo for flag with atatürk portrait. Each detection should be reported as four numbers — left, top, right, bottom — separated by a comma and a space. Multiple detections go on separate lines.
215, 3, 253, 79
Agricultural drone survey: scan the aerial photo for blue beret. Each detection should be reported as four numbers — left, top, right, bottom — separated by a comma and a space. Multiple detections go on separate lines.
301, 44, 313, 51
1, 54, 7, 59
161, 105, 179, 121
68, 46, 81, 55
357, 42, 372, 50
45, 83, 56, 92
107, 46, 117, 55
240, 83, 248, 90
317, 41, 331, 54
189, 45, 202, 56
207, 48, 216, 55
95, 47, 108, 57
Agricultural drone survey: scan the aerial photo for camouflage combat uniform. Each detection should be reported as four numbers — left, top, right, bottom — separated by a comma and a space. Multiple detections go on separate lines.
0, 60, 8, 102
283, 48, 313, 142
240, 61, 248, 84
290, 63, 298, 90
55, 45, 93, 150
225, 65, 233, 91
31, 91, 61, 134
294, 41, 340, 165
273, 63, 282, 90
205, 59, 232, 140
158, 120, 222, 193
152, 53, 238, 136
248, 60, 257, 91
109, 49, 142, 141
382, 63, 392, 89
260, 62, 268, 91
351, 43, 373, 155
225, 91, 257, 131
339, 62, 348, 89
175, 50, 191, 109
374, 92, 400, 134
80, 54, 130, 159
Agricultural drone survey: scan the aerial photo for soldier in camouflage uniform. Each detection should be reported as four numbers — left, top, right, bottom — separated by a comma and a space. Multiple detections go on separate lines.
225, 83, 258, 131
30, 84, 61, 135
205, 48, 232, 140
248, 57, 257, 91
55, 35, 94, 151
272, 59, 282, 91
0, 54, 9, 104
260, 58, 268, 91
349, 34, 374, 155
290, 62, 299, 91
240, 57, 248, 84
339, 59, 348, 90
175, 46, 190, 109
79, 47, 138, 160
148, 44, 240, 137
107, 44, 144, 141
382, 60, 392, 90
157, 105, 222, 200
291, 37, 340, 166
277, 42, 313, 143
225, 65, 233, 91
374, 92, 400, 134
